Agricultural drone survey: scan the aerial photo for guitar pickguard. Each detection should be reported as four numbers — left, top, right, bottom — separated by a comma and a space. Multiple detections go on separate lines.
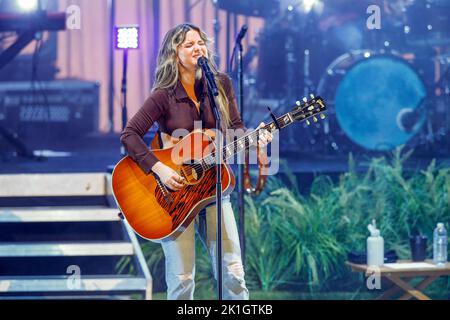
154, 169, 218, 231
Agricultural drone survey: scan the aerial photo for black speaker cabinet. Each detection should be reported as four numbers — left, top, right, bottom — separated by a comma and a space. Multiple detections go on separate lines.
0, 80, 99, 141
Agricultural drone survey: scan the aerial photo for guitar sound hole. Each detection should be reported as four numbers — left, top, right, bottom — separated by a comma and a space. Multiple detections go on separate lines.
181, 160, 204, 184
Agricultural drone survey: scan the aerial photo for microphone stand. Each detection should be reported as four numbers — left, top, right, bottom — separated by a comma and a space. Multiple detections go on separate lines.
204, 69, 224, 301
236, 38, 246, 265
229, 25, 247, 266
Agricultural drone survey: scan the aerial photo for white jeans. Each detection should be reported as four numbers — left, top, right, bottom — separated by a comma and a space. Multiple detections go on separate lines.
161, 196, 249, 300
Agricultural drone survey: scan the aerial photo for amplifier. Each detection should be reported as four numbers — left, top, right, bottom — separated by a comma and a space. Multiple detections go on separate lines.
0, 80, 99, 140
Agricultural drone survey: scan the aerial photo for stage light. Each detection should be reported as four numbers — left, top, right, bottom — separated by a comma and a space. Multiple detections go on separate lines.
301, 0, 322, 13
115, 26, 140, 50
16, 0, 38, 12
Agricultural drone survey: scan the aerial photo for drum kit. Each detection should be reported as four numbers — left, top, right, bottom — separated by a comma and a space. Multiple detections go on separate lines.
215, 0, 450, 155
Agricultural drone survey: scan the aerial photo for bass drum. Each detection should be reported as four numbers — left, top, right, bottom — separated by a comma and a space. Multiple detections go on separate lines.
317, 50, 427, 151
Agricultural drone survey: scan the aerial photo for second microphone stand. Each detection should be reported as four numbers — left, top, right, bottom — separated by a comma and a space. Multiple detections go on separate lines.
235, 39, 246, 265
229, 25, 247, 267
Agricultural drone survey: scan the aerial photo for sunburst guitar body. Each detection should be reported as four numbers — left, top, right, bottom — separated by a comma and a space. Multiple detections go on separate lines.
112, 130, 234, 241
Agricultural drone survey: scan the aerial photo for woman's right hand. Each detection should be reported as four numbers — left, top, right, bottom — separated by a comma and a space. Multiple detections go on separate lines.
151, 162, 185, 191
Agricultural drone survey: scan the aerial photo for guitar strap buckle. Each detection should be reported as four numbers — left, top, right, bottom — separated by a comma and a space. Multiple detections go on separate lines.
267, 107, 281, 130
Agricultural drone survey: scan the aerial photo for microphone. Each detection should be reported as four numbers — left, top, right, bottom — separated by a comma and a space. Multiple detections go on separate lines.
235, 25, 248, 44
197, 56, 219, 97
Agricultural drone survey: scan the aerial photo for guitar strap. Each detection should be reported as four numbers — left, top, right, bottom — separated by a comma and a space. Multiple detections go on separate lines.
150, 129, 162, 150
243, 144, 269, 196
195, 76, 207, 128
199, 95, 206, 127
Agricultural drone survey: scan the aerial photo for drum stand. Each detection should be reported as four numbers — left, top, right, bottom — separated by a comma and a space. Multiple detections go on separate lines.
405, 61, 450, 156
275, 7, 320, 155
297, 10, 324, 155
0, 125, 41, 161
280, 10, 301, 154
430, 63, 450, 153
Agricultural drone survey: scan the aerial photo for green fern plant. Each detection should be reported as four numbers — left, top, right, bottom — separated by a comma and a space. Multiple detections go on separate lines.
117, 147, 450, 298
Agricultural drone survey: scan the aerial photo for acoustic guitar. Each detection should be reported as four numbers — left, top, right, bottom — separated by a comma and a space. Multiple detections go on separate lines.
112, 96, 326, 241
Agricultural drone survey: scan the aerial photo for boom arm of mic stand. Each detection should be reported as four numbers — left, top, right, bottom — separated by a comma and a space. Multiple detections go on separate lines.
228, 45, 237, 74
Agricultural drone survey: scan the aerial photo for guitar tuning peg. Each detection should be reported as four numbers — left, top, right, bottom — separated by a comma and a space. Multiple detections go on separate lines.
320, 113, 326, 119
302, 97, 308, 103
295, 100, 301, 106
306, 119, 310, 125
309, 94, 315, 99
313, 116, 318, 122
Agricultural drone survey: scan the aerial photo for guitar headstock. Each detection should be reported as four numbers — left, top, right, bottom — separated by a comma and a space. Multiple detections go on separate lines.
290, 96, 327, 125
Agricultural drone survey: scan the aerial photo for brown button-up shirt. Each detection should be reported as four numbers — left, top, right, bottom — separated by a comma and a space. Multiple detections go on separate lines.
120, 73, 246, 174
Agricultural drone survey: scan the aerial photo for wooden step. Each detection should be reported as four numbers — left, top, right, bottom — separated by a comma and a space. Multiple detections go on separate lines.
0, 173, 107, 197
0, 242, 134, 257
0, 276, 150, 296
0, 207, 120, 222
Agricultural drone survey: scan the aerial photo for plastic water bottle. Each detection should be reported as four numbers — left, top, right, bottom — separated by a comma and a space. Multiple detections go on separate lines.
367, 219, 384, 266
433, 223, 448, 265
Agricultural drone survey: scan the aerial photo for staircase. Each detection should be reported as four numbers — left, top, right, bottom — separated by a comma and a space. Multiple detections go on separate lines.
0, 173, 152, 299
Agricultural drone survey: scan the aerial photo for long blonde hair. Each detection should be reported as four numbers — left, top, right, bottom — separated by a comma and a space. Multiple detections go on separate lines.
153, 23, 231, 126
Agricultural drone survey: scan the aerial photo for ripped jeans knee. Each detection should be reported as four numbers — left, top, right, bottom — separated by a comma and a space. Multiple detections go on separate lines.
167, 272, 195, 300
224, 262, 249, 299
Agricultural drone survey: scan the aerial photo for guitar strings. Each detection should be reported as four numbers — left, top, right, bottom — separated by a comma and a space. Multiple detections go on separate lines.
186, 122, 279, 174
182, 125, 271, 175
181, 101, 321, 176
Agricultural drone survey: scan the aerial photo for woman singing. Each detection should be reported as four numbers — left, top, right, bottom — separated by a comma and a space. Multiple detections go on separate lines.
120, 23, 272, 300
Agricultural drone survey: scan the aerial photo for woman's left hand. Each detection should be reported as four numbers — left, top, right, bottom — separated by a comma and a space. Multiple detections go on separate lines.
257, 122, 273, 148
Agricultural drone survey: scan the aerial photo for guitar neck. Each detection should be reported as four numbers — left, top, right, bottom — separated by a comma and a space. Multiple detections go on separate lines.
197, 96, 326, 171
201, 111, 294, 170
